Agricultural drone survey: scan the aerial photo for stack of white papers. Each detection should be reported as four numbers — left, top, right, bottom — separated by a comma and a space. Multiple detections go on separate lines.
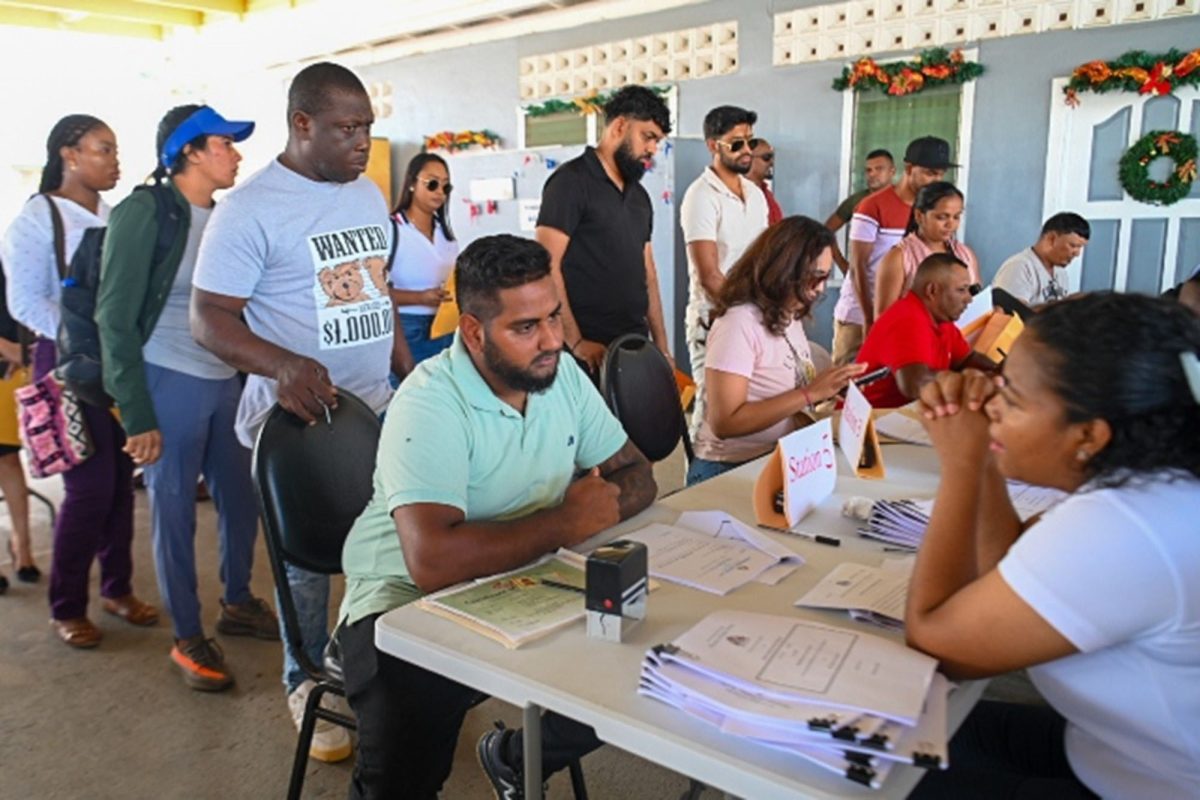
849, 482, 1067, 550
794, 562, 911, 632
624, 512, 803, 595
639, 611, 952, 788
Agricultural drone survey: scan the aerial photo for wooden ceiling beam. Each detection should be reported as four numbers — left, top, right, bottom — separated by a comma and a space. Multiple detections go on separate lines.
0, 5, 162, 37
139, 0, 245, 12
0, 0, 200, 27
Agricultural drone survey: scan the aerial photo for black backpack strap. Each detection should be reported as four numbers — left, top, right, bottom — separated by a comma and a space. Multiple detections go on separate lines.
384, 214, 400, 284
132, 182, 183, 269
42, 194, 68, 280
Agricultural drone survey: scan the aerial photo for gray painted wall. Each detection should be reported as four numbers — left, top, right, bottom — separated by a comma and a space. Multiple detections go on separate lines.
359, 1, 1194, 354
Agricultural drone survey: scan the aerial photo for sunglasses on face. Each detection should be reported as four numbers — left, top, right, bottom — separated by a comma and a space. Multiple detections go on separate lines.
755, 152, 775, 162
717, 137, 761, 154
417, 177, 452, 194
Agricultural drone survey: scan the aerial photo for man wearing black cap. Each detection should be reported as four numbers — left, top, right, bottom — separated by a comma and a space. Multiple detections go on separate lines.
831, 136, 955, 364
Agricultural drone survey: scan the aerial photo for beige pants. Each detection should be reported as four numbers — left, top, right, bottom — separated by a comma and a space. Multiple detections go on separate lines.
831, 320, 864, 365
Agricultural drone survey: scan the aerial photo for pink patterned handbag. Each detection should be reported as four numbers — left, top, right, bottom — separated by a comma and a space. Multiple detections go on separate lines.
14, 371, 92, 478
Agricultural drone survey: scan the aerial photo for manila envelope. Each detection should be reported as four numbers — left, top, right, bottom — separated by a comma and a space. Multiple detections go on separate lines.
962, 309, 1023, 363
837, 380, 885, 479
753, 418, 838, 529
429, 270, 459, 339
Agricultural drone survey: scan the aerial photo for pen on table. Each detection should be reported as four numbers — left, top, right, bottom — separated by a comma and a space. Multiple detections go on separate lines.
540, 578, 586, 594
756, 524, 841, 547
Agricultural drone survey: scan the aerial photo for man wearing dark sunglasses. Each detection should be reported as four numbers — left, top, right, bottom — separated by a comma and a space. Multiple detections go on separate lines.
536, 85, 673, 375
680, 105, 769, 436
748, 139, 783, 225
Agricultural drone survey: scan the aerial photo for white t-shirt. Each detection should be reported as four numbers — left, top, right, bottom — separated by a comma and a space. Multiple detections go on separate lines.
998, 475, 1200, 799
694, 303, 816, 463
143, 204, 235, 380
993, 247, 1070, 307
834, 186, 910, 326
0, 195, 109, 339
193, 160, 394, 447
388, 213, 459, 316
679, 168, 769, 333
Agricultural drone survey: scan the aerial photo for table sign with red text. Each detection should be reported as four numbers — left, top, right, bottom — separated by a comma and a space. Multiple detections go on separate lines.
753, 418, 838, 529
837, 381, 885, 479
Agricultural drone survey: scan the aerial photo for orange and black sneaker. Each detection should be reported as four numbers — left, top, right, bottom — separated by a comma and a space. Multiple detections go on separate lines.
171, 636, 234, 692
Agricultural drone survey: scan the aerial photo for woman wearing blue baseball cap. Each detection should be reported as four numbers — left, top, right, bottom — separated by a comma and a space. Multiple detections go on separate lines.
95, 104, 277, 690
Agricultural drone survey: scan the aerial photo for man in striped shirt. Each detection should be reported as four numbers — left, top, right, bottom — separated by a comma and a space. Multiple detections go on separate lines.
831, 136, 954, 364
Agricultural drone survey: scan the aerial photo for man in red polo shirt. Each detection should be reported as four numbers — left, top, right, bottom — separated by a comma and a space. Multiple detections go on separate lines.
856, 253, 997, 408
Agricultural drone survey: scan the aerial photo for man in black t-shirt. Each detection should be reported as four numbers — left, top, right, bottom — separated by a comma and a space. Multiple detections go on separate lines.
536, 85, 673, 373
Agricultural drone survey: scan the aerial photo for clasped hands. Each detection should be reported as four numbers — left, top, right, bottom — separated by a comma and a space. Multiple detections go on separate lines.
916, 369, 999, 468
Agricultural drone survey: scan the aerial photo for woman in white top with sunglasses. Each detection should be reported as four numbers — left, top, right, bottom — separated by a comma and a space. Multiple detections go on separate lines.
387, 153, 459, 375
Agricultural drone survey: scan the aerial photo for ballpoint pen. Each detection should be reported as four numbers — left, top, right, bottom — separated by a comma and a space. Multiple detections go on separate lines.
756, 524, 841, 547
540, 578, 586, 593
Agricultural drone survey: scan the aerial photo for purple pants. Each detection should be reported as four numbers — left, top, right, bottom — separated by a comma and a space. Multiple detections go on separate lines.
33, 340, 135, 620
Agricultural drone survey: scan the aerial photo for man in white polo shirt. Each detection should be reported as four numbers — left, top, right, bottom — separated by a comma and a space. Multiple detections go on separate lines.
680, 105, 769, 434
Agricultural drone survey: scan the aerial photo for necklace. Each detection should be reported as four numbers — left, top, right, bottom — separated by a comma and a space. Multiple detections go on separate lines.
782, 329, 816, 392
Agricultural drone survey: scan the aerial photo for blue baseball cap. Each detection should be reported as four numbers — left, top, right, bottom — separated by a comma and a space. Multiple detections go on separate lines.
159, 106, 254, 170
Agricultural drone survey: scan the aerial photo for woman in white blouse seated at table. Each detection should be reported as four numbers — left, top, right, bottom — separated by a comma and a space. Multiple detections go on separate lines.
907, 292, 1200, 799
388, 153, 459, 376
687, 216, 866, 486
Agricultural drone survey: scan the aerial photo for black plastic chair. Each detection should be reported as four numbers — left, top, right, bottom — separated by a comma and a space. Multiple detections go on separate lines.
598, 333, 693, 464
251, 389, 381, 800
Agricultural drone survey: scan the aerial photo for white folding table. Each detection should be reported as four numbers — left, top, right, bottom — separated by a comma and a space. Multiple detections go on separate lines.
376, 444, 986, 799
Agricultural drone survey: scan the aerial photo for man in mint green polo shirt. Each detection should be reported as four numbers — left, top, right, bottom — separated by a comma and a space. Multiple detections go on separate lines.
338, 233, 656, 800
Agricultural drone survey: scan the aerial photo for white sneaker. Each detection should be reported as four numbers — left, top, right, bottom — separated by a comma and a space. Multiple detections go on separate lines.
287, 679, 353, 763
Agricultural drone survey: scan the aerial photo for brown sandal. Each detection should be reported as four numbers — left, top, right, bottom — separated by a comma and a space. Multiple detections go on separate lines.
51, 617, 103, 649
102, 594, 159, 626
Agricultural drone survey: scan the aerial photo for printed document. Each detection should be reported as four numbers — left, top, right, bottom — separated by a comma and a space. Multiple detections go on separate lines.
624, 523, 779, 595
795, 562, 909, 627
418, 552, 586, 648
675, 510, 803, 585
662, 610, 937, 723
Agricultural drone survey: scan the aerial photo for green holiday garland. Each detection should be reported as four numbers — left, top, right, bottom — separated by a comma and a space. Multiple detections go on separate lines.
1063, 48, 1200, 104
523, 85, 671, 117
832, 48, 984, 97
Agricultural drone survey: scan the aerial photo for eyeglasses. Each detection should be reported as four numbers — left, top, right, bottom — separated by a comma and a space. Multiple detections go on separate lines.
417, 178, 452, 194
716, 137, 761, 154
755, 152, 775, 162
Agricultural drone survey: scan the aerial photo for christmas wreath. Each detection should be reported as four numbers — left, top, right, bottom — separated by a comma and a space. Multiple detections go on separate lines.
1064, 47, 1200, 105
1118, 130, 1198, 206
832, 48, 984, 97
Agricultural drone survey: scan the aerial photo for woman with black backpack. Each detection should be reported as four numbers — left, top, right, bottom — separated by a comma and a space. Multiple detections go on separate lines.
0, 114, 157, 648
94, 105, 278, 691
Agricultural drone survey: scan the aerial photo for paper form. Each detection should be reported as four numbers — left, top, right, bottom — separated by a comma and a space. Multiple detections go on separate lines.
675, 510, 803, 585
663, 610, 937, 724
624, 523, 779, 595
794, 563, 909, 625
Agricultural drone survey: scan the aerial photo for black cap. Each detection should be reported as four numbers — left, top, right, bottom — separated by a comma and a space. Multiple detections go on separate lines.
904, 136, 958, 169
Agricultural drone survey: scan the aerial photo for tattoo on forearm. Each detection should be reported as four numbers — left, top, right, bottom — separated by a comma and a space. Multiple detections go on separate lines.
609, 464, 657, 520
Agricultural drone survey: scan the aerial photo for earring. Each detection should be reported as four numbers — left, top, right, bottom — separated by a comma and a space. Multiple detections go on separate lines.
1076, 449, 1090, 462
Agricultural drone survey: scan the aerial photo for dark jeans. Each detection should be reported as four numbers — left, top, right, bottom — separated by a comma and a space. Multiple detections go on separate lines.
341, 612, 603, 800
33, 339, 135, 620
911, 701, 1099, 799
685, 456, 749, 486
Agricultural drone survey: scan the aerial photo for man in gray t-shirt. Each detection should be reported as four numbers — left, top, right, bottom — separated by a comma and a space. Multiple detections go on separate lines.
993, 212, 1090, 306
191, 62, 411, 765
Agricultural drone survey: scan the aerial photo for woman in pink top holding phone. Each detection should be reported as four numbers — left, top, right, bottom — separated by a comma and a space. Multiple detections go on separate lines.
688, 216, 866, 485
